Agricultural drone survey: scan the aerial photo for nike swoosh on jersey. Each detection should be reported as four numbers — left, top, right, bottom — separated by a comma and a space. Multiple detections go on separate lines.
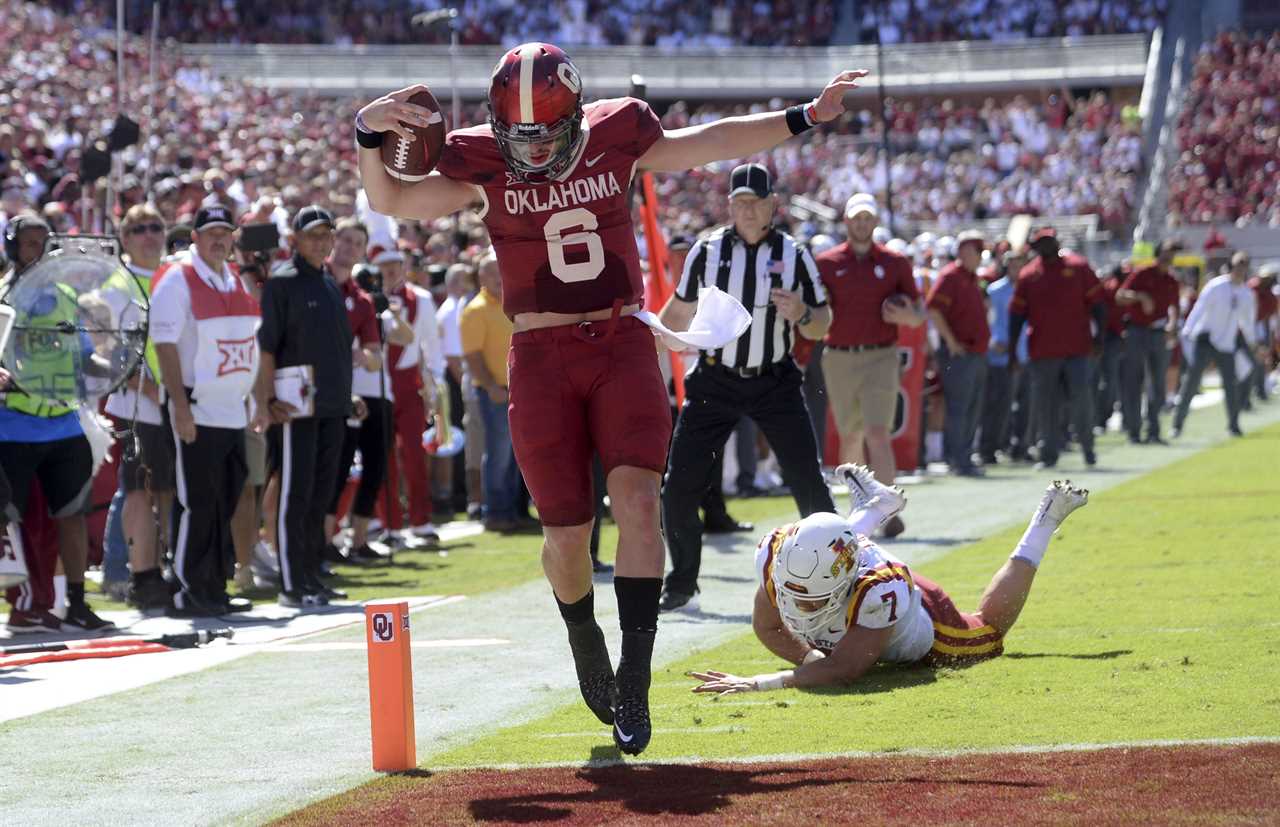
585, 152, 606, 167
614, 724, 634, 743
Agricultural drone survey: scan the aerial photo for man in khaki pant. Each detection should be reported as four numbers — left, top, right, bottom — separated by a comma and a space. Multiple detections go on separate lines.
814, 194, 924, 537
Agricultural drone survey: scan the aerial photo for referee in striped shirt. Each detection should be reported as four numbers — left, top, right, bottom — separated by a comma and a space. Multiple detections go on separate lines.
656, 163, 836, 613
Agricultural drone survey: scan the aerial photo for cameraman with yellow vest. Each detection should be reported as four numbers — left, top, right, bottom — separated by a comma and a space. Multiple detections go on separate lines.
0, 214, 113, 633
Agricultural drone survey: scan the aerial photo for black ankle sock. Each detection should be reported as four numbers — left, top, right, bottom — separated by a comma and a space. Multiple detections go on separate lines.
67, 581, 86, 605
554, 588, 596, 626
614, 576, 661, 634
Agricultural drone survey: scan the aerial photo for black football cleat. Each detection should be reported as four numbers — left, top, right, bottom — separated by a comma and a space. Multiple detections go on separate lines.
612, 665, 652, 756
567, 621, 616, 725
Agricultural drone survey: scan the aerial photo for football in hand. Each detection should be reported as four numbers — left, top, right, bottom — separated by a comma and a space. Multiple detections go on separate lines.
380, 89, 446, 183
881, 293, 912, 320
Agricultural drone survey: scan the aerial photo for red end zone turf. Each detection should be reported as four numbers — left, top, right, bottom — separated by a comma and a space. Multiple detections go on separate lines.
277, 742, 1280, 825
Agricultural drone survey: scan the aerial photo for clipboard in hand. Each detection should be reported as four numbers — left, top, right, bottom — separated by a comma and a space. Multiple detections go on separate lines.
273, 364, 314, 418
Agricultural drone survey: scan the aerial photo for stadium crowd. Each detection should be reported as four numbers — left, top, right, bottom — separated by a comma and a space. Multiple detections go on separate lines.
1167, 29, 1280, 227
655, 89, 1143, 237
857, 0, 1167, 44
1, 0, 1277, 631
54, 0, 1166, 48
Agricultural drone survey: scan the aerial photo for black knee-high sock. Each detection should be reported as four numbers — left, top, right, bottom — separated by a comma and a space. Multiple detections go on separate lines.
555, 587, 596, 626
614, 576, 661, 677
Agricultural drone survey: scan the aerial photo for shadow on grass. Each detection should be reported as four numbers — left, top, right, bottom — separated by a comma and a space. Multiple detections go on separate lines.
1004, 649, 1132, 660
798, 662, 941, 696
467, 759, 1043, 822
880, 536, 979, 547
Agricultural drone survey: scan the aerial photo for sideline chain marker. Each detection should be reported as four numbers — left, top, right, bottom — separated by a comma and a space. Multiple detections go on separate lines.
365, 601, 416, 771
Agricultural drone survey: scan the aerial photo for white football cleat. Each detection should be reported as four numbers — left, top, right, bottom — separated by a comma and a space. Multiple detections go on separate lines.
835, 463, 906, 521
1033, 480, 1089, 527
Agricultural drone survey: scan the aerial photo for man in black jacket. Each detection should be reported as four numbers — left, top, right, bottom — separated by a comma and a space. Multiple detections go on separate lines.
253, 206, 364, 607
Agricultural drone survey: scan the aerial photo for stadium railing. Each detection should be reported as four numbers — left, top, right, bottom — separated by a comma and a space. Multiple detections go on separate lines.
179, 34, 1149, 98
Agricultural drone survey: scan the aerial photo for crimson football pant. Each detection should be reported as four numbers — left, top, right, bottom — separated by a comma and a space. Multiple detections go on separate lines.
275, 416, 344, 596
383, 371, 431, 529
4, 484, 56, 613
172, 424, 246, 610
508, 316, 672, 527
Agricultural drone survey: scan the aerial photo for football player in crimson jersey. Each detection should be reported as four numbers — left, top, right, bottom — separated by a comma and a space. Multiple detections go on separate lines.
689, 466, 1088, 695
355, 42, 867, 755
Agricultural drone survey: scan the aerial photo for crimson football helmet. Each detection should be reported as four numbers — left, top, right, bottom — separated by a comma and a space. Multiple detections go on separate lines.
487, 42, 585, 182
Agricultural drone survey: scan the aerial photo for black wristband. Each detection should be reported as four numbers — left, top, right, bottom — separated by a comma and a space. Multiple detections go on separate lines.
355, 115, 383, 149
785, 105, 814, 136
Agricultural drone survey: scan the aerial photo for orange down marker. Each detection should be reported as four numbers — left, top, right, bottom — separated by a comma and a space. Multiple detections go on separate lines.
365, 601, 416, 772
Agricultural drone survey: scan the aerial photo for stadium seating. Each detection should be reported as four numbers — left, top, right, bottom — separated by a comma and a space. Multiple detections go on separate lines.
1166, 29, 1280, 226
0, 1, 1145, 244
54, 0, 1164, 48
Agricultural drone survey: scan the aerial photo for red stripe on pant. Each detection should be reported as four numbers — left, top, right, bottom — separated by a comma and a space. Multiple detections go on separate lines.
381, 370, 431, 529
5, 484, 57, 612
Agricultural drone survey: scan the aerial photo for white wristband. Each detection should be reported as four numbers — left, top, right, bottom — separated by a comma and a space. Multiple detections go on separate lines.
754, 670, 793, 692
802, 649, 826, 665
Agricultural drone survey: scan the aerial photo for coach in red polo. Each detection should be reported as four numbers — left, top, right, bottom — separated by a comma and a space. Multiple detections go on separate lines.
926, 230, 990, 476
1009, 228, 1106, 470
817, 193, 923, 536
1116, 239, 1181, 443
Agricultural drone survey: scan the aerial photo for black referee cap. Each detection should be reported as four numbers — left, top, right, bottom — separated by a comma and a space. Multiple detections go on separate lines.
292, 205, 335, 233
728, 163, 772, 199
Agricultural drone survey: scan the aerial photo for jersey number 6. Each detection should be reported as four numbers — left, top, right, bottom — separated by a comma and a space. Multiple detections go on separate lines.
544, 207, 604, 283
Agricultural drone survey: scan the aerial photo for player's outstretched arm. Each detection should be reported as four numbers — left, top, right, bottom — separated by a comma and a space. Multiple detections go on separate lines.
638, 70, 868, 173
356, 85, 480, 222
689, 624, 890, 695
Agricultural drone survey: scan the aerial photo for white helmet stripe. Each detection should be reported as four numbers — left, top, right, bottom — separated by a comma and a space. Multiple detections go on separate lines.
518, 44, 538, 123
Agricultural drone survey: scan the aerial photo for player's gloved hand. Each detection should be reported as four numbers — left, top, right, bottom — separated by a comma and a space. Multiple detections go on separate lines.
357, 85, 438, 141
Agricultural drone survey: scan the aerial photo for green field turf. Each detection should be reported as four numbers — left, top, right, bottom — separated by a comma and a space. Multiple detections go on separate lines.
433, 423, 1280, 766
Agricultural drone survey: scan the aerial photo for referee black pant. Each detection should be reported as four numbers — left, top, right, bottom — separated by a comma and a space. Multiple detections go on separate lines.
274, 415, 345, 596
172, 424, 246, 610
661, 358, 835, 597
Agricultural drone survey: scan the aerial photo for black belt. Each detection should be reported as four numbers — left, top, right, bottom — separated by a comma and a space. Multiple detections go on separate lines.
700, 357, 788, 379
826, 342, 894, 353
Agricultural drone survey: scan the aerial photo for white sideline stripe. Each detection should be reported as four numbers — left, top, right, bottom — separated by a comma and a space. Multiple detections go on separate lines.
260, 637, 509, 652
0, 594, 468, 724
438, 735, 1280, 770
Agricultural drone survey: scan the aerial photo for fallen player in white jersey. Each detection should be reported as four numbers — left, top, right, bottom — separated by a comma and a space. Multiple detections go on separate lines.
689, 465, 1088, 694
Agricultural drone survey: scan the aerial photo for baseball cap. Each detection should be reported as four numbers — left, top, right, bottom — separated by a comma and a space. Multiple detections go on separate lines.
1029, 227, 1057, 243
728, 163, 772, 198
368, 244, 405, 265
844, 193, 878, 219
955, 229, 985, 251
668, 233, 695, 251
292, 205, 335, 233
193, 204, 235, 231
